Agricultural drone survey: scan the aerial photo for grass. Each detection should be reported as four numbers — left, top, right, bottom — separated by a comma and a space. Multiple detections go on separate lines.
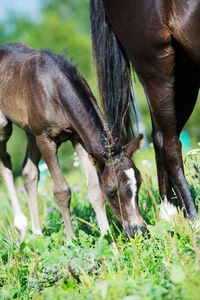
0, 149, 200, 299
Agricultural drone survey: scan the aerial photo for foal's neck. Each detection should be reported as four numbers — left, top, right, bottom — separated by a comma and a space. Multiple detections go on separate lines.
60, 80, 114, 163
76, 97, 114, 163
42, 50, 115, 163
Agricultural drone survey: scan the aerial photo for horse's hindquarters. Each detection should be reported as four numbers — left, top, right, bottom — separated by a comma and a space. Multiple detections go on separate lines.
169, 0, 200, 66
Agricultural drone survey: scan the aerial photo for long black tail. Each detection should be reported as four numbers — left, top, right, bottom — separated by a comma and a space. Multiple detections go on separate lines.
90, 0, 137, 143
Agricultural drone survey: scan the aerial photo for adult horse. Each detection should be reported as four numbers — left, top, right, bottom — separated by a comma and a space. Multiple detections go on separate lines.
0, 42, 145, 240
90, 0, 200, 223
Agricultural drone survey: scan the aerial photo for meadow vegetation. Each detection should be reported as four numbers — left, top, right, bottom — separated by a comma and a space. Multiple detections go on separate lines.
0, 148, 199, 299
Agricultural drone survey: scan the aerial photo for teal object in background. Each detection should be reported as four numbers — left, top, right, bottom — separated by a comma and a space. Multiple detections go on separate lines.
38, 161, 48, 184
179, 131, 192, 150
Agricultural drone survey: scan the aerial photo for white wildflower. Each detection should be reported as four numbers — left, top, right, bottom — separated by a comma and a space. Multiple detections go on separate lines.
149, 143, 153, 148
73, 161, 80, 167
73, 152, 80, 167
186, 149, 200, 156
38, 162, 48, 172
141, 160, 153, 167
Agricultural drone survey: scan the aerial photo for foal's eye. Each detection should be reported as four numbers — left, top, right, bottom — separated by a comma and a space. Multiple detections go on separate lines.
106, 189, 116, 198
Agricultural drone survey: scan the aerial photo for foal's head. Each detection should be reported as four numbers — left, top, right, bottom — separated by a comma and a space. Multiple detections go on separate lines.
91, 134, 146, 238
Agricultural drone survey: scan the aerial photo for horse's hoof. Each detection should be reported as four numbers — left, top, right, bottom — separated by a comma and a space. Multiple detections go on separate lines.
32, 229, 43, 236
159, 198, 178, 223
111, 242, 118, 255
14, 213, 28, 241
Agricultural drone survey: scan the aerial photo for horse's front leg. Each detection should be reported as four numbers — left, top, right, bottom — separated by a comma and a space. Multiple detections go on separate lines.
0, 118, 28, 240
74, 143, 111, 236
135, 49, 197, 222
22, 133, 42, 235
36, 134, 75, 240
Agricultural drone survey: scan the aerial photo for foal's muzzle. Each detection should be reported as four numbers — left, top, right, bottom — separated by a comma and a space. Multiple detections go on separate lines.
124, 222, 146, 238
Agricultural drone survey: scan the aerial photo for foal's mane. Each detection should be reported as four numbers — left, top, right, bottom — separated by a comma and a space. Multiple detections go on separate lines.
41, 50, 89, 101
41, 49, 120, 156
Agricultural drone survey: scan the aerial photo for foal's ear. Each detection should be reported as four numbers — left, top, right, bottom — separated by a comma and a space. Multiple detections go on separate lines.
123, 134, 144, 157
88, 154, 98, 168
88, 154, 104, 171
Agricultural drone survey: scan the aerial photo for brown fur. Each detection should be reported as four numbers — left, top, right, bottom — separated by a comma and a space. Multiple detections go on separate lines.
0, 43, 145, 239
92, 0, 200, 221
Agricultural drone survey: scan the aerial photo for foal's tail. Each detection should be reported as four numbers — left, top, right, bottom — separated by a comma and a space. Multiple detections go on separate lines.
90, 0, 137, 142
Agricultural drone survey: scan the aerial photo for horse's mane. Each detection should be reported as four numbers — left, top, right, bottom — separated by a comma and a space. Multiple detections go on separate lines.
42, 49, 120, 156
41, 50, 90, 101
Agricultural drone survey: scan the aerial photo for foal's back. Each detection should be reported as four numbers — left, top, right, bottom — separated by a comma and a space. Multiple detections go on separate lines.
0, 43, 72, 136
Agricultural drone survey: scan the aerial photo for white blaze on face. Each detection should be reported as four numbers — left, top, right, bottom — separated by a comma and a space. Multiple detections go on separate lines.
124, 168, 137, 210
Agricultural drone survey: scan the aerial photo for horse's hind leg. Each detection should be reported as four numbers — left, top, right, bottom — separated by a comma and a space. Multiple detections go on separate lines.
75, 143, 111, 236
158, 49, 200, 222
22, 133, 42, 235
0, 113, 28, 240
36, 133, 75, 240
136, 45, 197, 222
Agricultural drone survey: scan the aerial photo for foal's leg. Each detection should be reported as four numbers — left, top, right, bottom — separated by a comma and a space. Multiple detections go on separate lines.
22, 133, 42, 235
0, 116, 28, 239
75, 143, 110, 235
36, 134, 75, 240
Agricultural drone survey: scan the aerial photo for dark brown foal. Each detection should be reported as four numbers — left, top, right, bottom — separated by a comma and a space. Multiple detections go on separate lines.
0, 43, 145, 240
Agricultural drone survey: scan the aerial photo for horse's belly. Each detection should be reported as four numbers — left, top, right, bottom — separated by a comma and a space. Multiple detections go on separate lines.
1, 104, 29, 131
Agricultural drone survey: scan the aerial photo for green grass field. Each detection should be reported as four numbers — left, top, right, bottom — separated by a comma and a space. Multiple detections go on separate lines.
0, 148, 200, 299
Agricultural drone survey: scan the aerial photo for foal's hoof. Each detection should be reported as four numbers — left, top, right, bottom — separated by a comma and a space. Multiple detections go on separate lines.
111, 241, 118, 255
14, 214, 28, 241
66, 233, 76, 246
32, 229, 43, 236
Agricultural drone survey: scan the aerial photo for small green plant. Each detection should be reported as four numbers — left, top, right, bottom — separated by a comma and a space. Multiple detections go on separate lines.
184, 150, 200, 208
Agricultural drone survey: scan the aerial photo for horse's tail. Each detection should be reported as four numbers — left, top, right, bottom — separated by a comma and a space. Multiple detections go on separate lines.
90, 0, 137, 143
